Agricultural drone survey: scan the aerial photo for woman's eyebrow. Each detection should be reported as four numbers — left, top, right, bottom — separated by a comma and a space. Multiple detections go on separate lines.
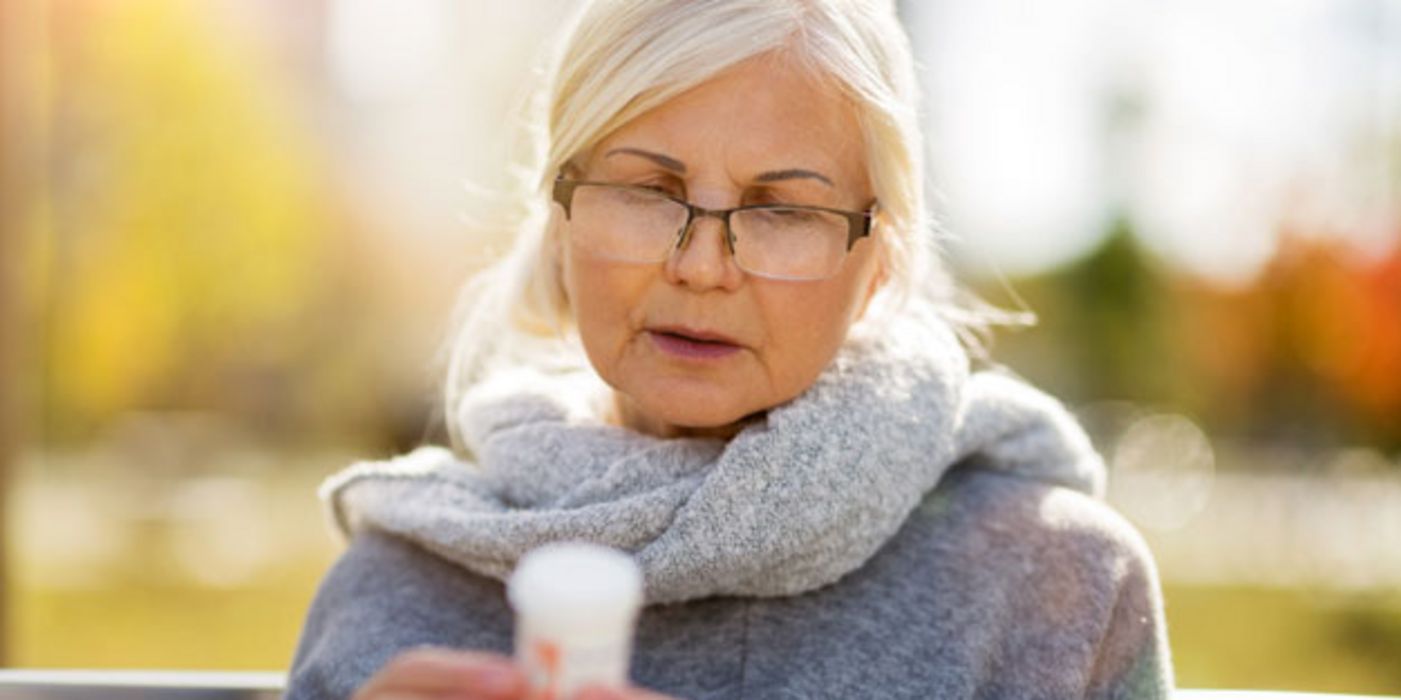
605, 147, 686, 173
603, 149, 834, 188
755, 168, 834, 187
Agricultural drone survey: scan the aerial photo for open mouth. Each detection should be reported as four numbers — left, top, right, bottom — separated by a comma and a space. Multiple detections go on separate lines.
647, 329, 742, 360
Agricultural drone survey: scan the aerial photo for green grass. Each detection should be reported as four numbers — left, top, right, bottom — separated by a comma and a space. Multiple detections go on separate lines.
7, 559, 332, 670
1163, 584, 1401, 694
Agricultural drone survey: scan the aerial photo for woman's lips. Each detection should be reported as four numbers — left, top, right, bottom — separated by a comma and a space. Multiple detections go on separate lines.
647, 329, 742, 360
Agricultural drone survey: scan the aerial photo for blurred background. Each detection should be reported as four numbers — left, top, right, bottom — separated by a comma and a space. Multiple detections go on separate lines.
0, 0, 1398, 693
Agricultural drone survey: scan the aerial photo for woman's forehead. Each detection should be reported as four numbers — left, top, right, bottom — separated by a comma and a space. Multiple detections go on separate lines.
583, 57, 867, 188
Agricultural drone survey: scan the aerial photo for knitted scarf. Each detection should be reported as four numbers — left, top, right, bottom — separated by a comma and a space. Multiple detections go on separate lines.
320, 319, 1104, 604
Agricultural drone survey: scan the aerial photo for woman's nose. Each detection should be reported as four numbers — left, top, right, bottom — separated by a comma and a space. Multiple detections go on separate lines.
663, 213, 744, 291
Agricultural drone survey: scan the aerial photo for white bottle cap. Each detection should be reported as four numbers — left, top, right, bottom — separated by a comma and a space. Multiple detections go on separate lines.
508, 542, 643, 633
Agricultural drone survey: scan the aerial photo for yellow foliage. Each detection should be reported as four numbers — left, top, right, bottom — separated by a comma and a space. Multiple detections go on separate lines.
43, 0, 328, 423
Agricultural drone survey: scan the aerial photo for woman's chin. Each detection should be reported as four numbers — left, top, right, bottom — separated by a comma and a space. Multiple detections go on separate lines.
618, 389, 758, 439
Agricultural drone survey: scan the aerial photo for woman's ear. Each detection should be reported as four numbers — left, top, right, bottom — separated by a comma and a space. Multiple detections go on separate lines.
851, 229, 890, 323
549, 215, 571, 308
853, 260, 887, 323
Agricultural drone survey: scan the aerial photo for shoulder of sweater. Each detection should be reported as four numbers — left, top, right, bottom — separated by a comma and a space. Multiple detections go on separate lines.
286, 529, 513, 698
299, 526, 514, 650
922, 466, 1161, 587
332, 526, 497, 598
300, 528, 461, 641
918, 471, 1174, 696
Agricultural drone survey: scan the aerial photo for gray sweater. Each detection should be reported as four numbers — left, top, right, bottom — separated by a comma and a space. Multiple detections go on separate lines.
285, 464, 1173, 699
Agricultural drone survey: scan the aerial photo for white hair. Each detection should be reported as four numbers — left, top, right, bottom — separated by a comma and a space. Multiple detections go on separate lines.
439, 0, 1010, 451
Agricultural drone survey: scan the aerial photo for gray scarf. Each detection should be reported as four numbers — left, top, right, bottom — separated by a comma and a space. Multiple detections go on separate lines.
321, 319, 1104, 604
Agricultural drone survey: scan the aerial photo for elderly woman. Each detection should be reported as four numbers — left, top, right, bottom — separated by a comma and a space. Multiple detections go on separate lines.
286, 1, 1173, 698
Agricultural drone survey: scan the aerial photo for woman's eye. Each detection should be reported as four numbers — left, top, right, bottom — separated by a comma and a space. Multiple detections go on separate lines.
753, 207, 822, 224
745, 190, 815, 208
637, 182, 683, 197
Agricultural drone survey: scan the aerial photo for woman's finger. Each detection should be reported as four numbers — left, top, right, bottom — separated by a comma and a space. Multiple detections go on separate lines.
352, 646, 526, 699
570, 683, 681, 700
388, 646, 521, 692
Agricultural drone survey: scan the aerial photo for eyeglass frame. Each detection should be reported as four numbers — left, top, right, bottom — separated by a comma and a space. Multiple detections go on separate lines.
551, 177, 878, 263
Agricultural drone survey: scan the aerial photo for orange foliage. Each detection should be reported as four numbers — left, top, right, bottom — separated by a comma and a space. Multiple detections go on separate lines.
1181, 234, 1401, 436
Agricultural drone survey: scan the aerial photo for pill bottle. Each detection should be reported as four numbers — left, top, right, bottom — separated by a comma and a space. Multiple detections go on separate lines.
507, 542, 643, 700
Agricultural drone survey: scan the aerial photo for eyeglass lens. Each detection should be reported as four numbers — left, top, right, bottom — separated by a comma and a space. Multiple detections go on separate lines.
566, 183, 851, 280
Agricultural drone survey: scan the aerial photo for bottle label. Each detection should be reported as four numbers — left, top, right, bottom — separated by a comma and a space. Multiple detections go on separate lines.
518, 632, 630, 700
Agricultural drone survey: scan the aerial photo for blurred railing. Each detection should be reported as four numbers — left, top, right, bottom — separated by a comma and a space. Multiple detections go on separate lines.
0, 671, 1396, 699
0, 670, 284, 699
1177, 693, 1398, 700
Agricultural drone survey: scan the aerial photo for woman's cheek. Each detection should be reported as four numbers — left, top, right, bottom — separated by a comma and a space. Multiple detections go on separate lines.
567, 255, 649, 379
757, 287, 851, 387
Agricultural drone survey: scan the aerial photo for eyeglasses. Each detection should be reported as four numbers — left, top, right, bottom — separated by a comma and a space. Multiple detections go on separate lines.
552, 178, 876, 281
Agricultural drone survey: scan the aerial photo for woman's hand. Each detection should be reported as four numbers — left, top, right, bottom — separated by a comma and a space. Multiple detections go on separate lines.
572, 684, 681, 700
350, 646, 682, 700
351, 646, 526, 700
